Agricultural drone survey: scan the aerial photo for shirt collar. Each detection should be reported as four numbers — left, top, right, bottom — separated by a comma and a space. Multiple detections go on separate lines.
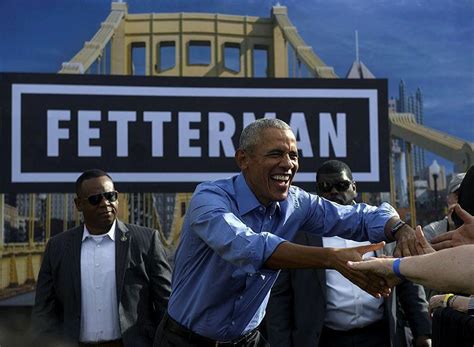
235, 173, 280, 215
82, 219, 117, 242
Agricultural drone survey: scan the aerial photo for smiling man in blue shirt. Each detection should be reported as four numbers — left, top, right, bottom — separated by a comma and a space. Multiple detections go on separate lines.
155, 118, 421, 347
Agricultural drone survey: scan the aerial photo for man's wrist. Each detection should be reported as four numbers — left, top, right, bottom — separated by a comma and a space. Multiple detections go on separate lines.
391, 220, 407, 239
443, 293, 455, 308
392, 258, 405, 280
384, 217, 407, 241
326, 248, 343, 270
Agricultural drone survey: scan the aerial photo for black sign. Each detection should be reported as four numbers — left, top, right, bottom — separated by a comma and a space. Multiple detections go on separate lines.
0, 73, 389, 192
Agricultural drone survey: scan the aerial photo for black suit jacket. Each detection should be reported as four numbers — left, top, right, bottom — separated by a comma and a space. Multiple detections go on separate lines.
31, 220, 172, 346
265, 232, 431, 347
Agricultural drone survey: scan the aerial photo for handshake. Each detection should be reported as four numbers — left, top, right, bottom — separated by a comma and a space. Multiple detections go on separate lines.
337, 204, 474, 297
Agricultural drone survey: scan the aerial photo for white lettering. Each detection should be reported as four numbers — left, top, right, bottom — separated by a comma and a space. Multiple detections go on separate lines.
108, 111, 136, 157
319, 113, 347, 157
143, 111, 172, 157
47, 110, 70, 157
78, 110, 101, 157
44, 109, 351, 160
208, 112, 236, 157
179, 112, 201, 157
289, 112, 313, 157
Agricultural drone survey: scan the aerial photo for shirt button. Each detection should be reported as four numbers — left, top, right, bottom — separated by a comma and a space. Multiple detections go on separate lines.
95, 263, 100, 267
97, 244, 100, 248
231, 321, 235, 326
239, 296, 243, 300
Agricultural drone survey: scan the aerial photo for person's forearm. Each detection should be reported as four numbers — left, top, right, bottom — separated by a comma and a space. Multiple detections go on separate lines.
264, 241, 334, 269
400, 245, 474, 293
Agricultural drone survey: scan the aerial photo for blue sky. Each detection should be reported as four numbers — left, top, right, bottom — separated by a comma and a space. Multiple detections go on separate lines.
0, 0, 472, 172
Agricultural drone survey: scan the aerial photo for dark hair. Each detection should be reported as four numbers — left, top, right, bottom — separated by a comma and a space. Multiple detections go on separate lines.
452, 165, 474, 228
75, 169, 113, 196
316, 160, 353, 181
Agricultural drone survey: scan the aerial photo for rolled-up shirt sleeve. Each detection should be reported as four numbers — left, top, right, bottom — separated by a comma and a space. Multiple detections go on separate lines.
301, 193, 399, 243
189, 187, 285, 273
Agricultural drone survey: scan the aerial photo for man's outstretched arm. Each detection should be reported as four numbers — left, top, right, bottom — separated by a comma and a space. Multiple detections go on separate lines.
264, 241, 391, 298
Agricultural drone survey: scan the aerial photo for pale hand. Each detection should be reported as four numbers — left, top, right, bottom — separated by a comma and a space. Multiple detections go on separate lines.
414, 226, 436, 255
429, 294, 446, 317
332, 242, 392, 298
347, 257, 402, 288
431, 205, 474, 250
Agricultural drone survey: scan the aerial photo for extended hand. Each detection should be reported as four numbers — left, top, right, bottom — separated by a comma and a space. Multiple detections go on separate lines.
332, 242, 392, 298
393, 223, 421, 257
347, 257, 402, 288
414, 226, 436, 255
431, 205, 474, 250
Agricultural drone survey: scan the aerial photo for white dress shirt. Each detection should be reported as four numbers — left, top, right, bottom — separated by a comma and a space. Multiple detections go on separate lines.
79, 221, 121, 342
322, 236, 384, 331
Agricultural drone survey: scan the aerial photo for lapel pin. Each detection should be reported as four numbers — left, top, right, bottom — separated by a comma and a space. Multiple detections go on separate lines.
120, 232, 128, 242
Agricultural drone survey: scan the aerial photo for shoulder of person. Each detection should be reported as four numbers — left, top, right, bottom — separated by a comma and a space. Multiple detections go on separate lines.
122, 222, 155, 235
196, 176, 235, 196
288, 184, 311, 199
42, 226, 82, 261
48, 225, 82, 244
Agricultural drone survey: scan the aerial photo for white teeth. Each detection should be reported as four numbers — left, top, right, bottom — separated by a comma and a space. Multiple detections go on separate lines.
272, 175, 289, 181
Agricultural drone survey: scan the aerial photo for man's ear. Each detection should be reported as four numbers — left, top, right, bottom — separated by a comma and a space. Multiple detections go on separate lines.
235, 149, 248, 170
352, 181, 357, 194
74, 197, 83, 212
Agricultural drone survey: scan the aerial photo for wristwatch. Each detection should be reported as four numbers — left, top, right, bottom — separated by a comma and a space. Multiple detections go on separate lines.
391, 220, 406, 238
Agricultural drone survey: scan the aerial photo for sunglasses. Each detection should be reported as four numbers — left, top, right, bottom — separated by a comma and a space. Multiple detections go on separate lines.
317, 180, 352, 193
83, 191, 118, 206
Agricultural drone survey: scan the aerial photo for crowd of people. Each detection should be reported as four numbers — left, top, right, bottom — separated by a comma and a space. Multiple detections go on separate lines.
29, 119, 473, 347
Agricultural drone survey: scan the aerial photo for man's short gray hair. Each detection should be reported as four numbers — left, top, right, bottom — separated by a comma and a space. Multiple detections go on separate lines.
239, 118, 292, 152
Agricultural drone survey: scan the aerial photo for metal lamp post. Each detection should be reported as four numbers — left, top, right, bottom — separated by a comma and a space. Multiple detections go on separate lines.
429, 160, 441, 220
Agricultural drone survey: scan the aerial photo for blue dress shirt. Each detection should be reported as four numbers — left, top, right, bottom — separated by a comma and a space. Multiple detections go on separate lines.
80, 223, 121, 342
168, 173, 397, 341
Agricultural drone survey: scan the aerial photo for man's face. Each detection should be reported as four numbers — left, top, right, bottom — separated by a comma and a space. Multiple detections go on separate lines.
316, 171, 357, 205
74, 175, 118, 234
236, 127, 299, 206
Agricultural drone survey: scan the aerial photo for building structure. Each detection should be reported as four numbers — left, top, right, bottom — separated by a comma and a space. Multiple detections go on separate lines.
396, 80, 426, 177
